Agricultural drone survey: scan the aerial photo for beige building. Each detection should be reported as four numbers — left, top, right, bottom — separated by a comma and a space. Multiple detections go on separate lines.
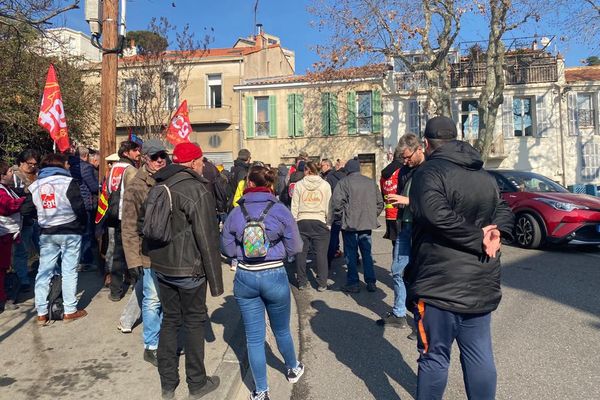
42, 28, 102, 63
234, 65, 388, 180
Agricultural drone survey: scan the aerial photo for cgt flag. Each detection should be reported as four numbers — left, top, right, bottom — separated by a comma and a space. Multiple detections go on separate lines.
165, 100, 192, 145
38, 64, 70, 152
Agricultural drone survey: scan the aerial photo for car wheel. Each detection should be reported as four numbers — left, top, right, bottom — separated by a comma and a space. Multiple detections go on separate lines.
515, 213, 543, 249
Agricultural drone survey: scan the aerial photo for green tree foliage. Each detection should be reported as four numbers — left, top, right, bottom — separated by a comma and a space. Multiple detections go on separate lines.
585, 55, 600, 65
125, 30, 169, 55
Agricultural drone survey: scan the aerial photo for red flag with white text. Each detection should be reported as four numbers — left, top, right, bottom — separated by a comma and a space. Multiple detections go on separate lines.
165, 100, 192, 145
38, 64, 70, 152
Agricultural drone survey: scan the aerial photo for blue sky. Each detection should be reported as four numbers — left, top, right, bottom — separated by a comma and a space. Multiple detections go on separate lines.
56, 0, 594, 74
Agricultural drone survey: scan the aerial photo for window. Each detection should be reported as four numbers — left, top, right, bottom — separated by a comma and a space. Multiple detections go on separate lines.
321, 92, 338, 136
288, 93, 304, 137
513, 97, 533, 137
408, 100, 427, 136
460, 100, 479, 140
207, 74, 222, 108
255, 97, 270, 137
357, 91, 373, 133
577, 93, 595, 128
162, 73, 178, 111
124, 79, 139, 113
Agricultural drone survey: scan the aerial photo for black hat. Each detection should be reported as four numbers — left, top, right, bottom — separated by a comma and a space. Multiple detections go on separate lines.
424, 116, 457, 140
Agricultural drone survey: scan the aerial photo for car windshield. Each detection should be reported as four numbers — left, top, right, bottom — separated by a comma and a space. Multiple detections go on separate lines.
498, 171, 568, 193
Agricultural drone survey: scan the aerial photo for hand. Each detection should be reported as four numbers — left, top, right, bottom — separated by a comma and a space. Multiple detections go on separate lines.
482, 225, 501, 258
387, 194, 409, 206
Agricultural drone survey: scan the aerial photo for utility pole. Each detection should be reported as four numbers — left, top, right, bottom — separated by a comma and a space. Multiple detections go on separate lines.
99, 0, 119, 178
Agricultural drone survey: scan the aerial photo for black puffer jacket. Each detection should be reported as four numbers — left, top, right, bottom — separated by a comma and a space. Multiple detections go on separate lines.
406, 140, 514, 314
146, 164, 224, 297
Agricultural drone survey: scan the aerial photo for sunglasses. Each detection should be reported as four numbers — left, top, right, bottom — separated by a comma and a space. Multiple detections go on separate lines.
150, 151, 168, 161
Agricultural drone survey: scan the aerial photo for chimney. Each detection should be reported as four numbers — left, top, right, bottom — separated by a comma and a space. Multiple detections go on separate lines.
256, 23, 263, 36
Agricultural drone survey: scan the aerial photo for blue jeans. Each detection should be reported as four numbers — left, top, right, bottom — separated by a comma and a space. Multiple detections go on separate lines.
119, 276, 142, 329
391, 223, 411, 317
35, 234, 82, 315
414, 301, 496, 400
12, 223, 39, 285
142, 268, 162, 350
342, 230, 376, 286
80, 210, 97, 265
234, 267, 299, 393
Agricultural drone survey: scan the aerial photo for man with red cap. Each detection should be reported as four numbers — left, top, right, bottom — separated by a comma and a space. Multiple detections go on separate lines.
145, 142, 224, 399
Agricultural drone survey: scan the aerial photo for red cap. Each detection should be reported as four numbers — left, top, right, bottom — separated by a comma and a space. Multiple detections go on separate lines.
173, 142, 203, 163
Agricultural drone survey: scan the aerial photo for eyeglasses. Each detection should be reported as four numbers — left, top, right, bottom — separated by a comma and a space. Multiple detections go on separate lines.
25, 161, 38, 167
402, 149, 417, 161
150, 152, 168, 161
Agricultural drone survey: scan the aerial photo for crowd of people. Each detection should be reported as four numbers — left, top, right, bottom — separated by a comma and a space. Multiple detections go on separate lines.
0, 115, 515, 400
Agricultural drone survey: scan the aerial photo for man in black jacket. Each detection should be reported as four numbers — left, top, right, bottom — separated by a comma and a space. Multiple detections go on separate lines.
320, 159, 346, 266
407, 116, 514, 400
147, 142, 223, 399
227, 148, 251, 209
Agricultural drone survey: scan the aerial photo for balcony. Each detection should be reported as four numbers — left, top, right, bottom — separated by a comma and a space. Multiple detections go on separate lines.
188, 104, 233, 125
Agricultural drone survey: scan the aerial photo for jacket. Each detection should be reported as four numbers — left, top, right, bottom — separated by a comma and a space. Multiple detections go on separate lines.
0, 184, 25, 238
322, 168, 346, 191
68, 155, 94, 211
122, 165, 155, 269
29, 167, 86, 235
331, 172, 384, 231
145, 164, 224, 297
291, 175, 332, 224
10, 167, 37, 226
406, 140, 515, 314
279, 170, 305, 207
221, 190, 303, 263
380, 160, 403, 220
228, 159, 250, 207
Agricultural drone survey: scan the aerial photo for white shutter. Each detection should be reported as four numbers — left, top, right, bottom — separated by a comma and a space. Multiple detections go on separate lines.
567, 92, 578, 136
419, 100, 429, 135
502, 95, 514, 138
408, 99, 419, 134
535, 94, 549, 137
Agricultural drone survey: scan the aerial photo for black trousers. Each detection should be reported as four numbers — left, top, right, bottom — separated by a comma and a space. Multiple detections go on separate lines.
296, 219, 330, 288
157, 278, 208, 393
109, 226, 129, 298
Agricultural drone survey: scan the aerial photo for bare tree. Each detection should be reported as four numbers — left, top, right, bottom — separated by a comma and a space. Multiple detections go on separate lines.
0, 0, 80, 31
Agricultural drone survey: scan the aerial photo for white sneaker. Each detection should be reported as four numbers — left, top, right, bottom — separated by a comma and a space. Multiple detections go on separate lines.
117, 323, 132, 334
286, 362, 305, 383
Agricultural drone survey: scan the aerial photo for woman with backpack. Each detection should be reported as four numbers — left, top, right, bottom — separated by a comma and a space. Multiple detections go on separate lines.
221, 165, 304, 400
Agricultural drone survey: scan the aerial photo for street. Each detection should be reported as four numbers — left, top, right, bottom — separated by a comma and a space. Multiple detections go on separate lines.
290, 230, 600, 400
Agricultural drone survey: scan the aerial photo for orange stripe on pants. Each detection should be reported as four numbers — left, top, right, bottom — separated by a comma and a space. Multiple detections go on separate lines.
417, 300, 429, 354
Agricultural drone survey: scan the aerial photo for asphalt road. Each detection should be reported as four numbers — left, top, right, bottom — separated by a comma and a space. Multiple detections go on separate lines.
290, 230, 600, 400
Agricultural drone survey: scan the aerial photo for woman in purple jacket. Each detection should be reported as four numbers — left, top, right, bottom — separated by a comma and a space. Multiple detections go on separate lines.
221, 165, 304, 400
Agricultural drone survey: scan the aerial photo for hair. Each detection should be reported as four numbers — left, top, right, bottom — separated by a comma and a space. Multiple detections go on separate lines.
237, 148, 251, 162
40, 153, 67, 169
118, 140, 141, 158
17, 149, 41, 165
305, 161, 319, 175
77, 146, 90, 159
0, 160, 9, 176
426, 137, 453, 152
247, 165, 276, 189
396, 133, 422, 154
321, 158, 333, 169
89, 152, 100, 160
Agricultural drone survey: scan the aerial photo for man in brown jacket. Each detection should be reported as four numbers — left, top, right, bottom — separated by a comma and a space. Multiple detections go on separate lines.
119, 139, 168, 367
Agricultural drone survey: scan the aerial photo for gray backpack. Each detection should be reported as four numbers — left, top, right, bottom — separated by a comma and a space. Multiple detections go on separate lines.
142, 184, 173, 244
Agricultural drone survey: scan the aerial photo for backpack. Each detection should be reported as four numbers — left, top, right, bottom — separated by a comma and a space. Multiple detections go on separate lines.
142, 184, 173, 245
47, 275, 64, 321
239, 201, 275, 259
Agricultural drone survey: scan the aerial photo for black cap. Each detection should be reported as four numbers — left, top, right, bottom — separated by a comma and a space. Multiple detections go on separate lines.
424, 116, 457, 140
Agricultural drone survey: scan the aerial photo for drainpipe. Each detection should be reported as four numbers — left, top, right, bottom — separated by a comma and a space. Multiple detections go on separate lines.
238, 59, 243, 152
557, 84, 567, 187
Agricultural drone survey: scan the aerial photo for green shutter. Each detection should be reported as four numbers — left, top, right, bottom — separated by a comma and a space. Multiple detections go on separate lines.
347, 91, 357, 135
321, 92, 330, 136
330, 93, 339, 135
268, 95, 277, 138
246, 96, 254, 138
295, 93, 304, 137
372, 90, 382, 133
287, 94, 295, 137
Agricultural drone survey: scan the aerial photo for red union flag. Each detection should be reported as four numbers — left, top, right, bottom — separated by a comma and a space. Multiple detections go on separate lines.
165, 100, 192, 145
38, 64, 70, 152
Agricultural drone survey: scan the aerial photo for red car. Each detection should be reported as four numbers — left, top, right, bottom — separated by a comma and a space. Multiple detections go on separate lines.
488, 170, 600, 249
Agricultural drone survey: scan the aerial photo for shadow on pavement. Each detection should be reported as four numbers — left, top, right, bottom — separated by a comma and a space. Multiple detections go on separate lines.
209, 295, 247, 376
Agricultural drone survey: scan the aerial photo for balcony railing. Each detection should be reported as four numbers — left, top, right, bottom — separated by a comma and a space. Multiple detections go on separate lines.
255, 121, 270, 137
188, 104, 232, 125
577, 110, 596, 128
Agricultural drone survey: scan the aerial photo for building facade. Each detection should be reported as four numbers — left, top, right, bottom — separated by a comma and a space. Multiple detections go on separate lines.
42, 28, 102, 63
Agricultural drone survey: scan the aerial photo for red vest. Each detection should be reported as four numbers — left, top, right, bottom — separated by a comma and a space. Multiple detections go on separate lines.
380, 168, 400, 220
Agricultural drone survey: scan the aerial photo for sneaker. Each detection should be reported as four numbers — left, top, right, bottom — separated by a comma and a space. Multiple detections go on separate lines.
117, 323, 132, 334
376, 312, 408, 328
249, 390, 271, 400
189, 376, 220, 399
407, 330, 418, 341
108, 293, 121, 302
298, 282, 310, 290
144, 349, 158, 367
341, 284, 360, 293
366, 282, 377, 292
64, 309, 88, 322
287, 362, 305, 383
37, 314, 49, 326
316, 286, 327, 292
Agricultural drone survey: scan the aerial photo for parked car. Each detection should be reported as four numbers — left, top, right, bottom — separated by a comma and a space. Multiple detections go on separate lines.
488, 170, 600, 249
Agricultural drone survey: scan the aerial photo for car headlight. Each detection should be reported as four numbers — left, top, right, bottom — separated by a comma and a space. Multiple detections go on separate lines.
534, 198, 589, 212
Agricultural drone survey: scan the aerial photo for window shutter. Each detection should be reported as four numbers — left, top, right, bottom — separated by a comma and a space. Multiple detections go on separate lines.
295, 93, 304, 137
330, 93, 339, 135
287, 94, 295, 137
246, 96, 254, 138
347, 91, 357, 135
321, 92, 330, 136
451, 99, 460, 124
567, 92, 578, 136
372, 90, 382, 133
502, 95, 513, 139
535, 94, 549, 137
269, 95, 277, 138
596, 92, 600, 136
408, 100, 419, 134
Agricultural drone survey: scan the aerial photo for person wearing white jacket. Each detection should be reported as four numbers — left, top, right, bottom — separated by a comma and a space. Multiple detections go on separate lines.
291, 161, 332, 291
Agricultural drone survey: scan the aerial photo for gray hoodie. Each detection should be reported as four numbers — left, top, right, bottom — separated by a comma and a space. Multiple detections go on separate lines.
291, 175, 332, 224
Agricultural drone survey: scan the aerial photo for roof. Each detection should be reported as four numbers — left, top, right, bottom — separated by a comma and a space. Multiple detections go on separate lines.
240, 63, 388, 86
565, 66, 600, 83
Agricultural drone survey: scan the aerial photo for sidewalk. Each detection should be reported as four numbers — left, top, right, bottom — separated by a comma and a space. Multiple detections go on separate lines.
0, 264, 247, 400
